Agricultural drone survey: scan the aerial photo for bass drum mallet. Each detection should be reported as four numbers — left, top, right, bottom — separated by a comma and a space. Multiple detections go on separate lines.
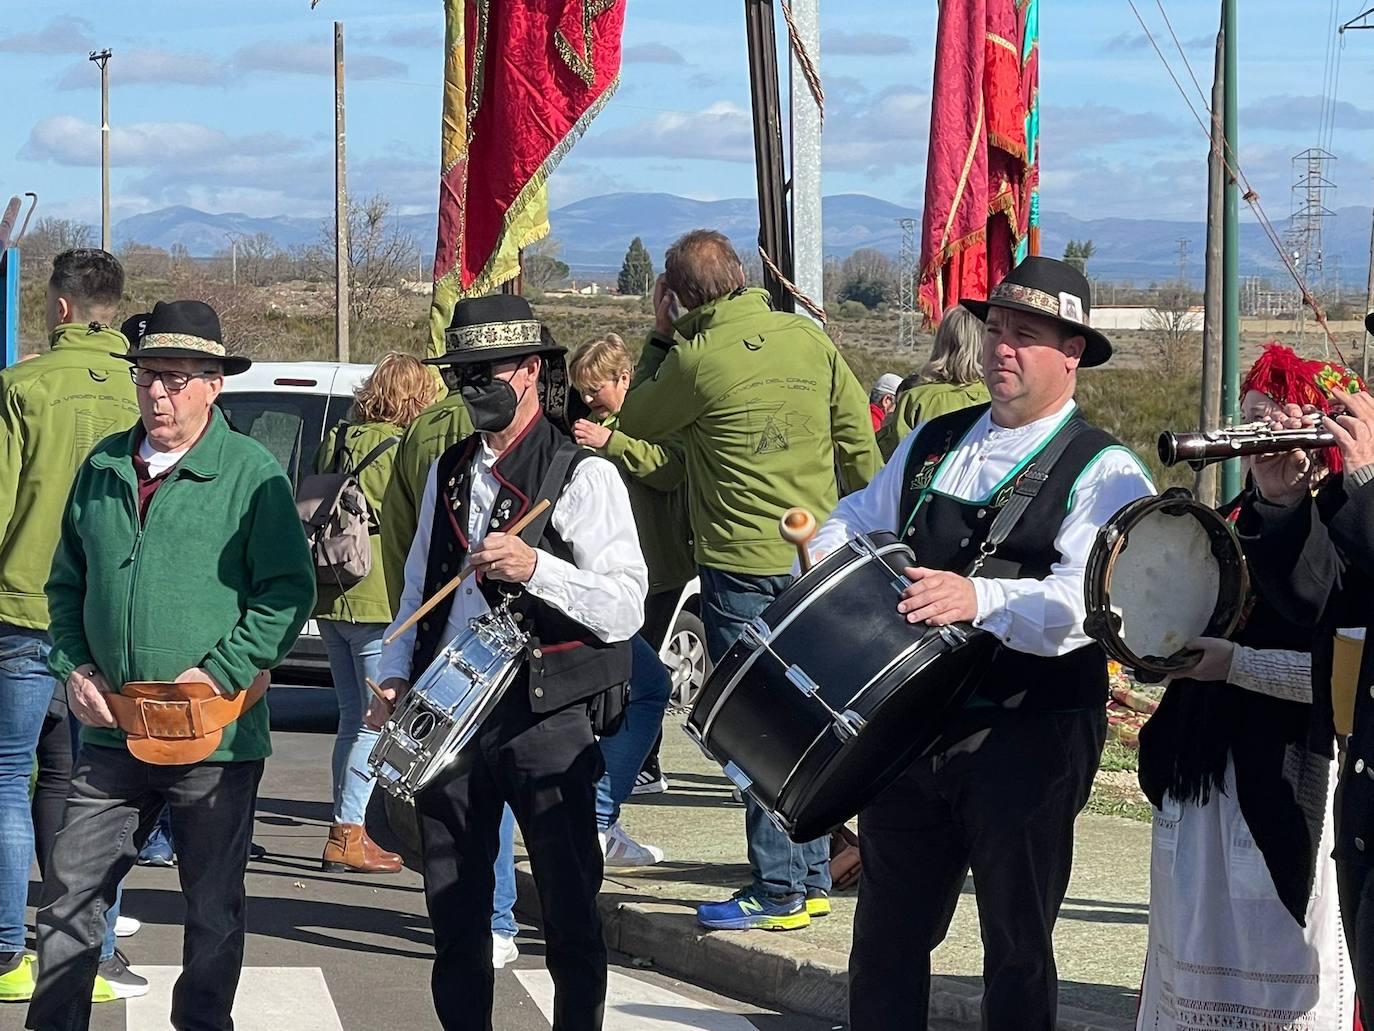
779, 507, 818, 574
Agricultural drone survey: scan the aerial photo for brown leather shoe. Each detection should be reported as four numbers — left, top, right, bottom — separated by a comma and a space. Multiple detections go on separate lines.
321, 823, 403, 874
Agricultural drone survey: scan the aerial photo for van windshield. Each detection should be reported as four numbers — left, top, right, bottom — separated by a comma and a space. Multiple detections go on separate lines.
216, 392, 341, 491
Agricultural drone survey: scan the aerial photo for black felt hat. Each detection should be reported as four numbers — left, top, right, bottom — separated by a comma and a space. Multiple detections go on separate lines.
960, 256, 1113, 368
1365, 311, 1373, 337
423, 294, 566, 368
112, 299, 251, 375
119, 312, 151, 347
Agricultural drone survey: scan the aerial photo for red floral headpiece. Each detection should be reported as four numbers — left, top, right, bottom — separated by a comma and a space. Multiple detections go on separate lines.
1240, 343, 1365, 473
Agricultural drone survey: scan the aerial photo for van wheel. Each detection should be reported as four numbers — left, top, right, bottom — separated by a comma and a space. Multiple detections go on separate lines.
663, 610, 712, 708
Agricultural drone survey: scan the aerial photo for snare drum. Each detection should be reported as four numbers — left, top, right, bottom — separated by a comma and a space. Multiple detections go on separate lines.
1083, 488, 1247, 680
686, 531, 999, 842
369, 610, 526, 802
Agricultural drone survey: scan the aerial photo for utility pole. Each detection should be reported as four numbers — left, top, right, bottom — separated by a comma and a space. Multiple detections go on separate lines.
788, 0, 822, 324
1365, 200, 1373, 380
231, 237, 238, 287
1221, 0, 1240, 500
333, 22, 349, 363
1197, 28, 1225, 506
89, 49, 112, 252
1176, 238, 1190, 286
744, 0, 793, 313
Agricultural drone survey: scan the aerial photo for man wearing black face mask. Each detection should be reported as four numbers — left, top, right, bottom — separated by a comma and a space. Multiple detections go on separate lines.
368, 294, 647, 1031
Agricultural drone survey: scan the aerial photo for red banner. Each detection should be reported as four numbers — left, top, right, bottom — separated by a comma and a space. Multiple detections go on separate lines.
918, 0, 1037, 323
434, 0, 624, 297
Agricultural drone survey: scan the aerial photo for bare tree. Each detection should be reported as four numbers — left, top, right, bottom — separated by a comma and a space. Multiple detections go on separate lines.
223, 232, 286, 287
523, 237, 569, 294
1144, 284, 1203, 376
312, 194, 419, 323
21, 217, 94, 267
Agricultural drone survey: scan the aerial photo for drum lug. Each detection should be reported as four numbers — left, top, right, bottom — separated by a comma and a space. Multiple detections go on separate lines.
740, 617, 772, 651
785, 664, 821, 696
722, 761, 754, 794
831, 708, 867, 743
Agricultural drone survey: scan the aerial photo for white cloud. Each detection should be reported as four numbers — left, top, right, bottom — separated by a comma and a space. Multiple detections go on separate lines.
56, 49, 224, 90
824, 85, 929, 174
582, 101, 755, 163
0, 17, 95, 54
623, 43, 686, 65
231, 42, 406, 81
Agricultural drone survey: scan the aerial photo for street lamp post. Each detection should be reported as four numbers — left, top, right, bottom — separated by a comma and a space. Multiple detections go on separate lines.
88, 49, 112, 252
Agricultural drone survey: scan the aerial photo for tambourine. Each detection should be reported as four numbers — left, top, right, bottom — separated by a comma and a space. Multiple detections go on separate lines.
1083, 488, 1248, 681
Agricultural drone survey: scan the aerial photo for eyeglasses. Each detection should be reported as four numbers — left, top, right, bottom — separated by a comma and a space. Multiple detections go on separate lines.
129, 367, 218, 392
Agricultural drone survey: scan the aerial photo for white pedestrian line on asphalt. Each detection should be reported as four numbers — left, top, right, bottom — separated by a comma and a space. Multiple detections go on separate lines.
125, 967, 343, 1031
515, 969, 759, 1030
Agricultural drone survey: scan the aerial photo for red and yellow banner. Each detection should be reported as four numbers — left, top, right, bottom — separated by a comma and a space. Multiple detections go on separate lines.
429, 0, 625, 355
918, 0, 1038, 323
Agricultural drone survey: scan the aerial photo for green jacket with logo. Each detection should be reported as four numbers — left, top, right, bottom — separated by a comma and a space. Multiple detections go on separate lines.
46, 408, 316, 762
0, 323, 141, 630
617, 289, 881, 575
313, 420, 403, 625
381, 391, 474, 610
593, 413, 695, 596
876, 380, 991, 460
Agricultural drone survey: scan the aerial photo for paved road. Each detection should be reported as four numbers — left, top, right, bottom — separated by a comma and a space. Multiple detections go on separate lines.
1, 686, 839, 1031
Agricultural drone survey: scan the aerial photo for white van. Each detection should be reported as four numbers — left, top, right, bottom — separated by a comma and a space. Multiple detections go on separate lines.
219, 362, 711, 704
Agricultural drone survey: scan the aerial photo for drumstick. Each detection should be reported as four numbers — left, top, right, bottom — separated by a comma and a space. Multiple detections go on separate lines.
383, 498, 551, 646
779, 507, 818, 574
364, 677, 393, 711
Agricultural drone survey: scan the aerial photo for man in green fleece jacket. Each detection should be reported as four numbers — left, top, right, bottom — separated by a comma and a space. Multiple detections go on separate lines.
616, 229, 881, 933
26, 300, 315, 1031
0, 250, 143, 1006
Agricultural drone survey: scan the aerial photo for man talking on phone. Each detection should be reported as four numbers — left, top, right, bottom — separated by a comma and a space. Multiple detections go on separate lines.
616, 228, 881, 931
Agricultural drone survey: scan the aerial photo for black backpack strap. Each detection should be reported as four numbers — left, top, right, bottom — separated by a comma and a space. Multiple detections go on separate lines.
966, 417, 1088, 577
349, 434, 400, 475
516, 444, 579, 546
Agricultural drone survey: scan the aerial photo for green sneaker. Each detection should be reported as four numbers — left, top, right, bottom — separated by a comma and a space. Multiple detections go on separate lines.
0, 952, 36, 1003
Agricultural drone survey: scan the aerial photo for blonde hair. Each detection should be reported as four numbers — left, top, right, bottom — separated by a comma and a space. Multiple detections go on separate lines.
352, 352, 438, 428
568, 334, 633, 393
920, 306, 984, 386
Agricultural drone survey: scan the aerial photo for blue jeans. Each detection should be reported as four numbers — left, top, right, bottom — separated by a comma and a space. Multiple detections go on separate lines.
0, 625, 55, 953
698, 567, 831, 899
319, 619, 386, 825
492, 804, 517, 939
594, 635, 671, 831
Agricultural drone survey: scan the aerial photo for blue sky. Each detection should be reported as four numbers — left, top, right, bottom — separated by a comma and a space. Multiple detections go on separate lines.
0, 1, 1363, 228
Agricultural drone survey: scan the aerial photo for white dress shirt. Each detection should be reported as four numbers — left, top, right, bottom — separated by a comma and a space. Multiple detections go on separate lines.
808, 399, 1155, 657
379, 436, 649, 683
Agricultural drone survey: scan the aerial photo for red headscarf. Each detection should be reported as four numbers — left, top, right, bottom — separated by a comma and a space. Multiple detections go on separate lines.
1240, 343, 1366, 473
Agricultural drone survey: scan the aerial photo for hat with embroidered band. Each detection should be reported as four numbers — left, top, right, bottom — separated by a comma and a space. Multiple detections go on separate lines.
423, 294, 566, 368
112, 299, 252, 375
960, 256, 1113, 368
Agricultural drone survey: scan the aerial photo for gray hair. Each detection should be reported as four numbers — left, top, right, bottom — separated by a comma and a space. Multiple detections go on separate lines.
919, 306, 984, 386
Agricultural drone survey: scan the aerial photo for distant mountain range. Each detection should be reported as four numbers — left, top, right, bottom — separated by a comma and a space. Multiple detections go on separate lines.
111, 193, 1372, 288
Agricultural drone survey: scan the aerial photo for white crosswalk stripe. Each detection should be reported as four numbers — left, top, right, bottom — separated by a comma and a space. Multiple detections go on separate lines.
515, 969, 761, 1030
124, 967, 342, 1031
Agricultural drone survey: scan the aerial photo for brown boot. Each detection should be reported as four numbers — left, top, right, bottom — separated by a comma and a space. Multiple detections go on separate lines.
321, 823, 403, 874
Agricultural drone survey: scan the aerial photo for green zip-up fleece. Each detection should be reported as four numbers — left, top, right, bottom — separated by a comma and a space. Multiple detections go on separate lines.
313, 420, 403, 624
617, 289, 881, 575
593, 413, 695, 595
0, 323, 140, 630
876, 380, 991, 460
46, 408, 316, 762
381, 391, 474, 610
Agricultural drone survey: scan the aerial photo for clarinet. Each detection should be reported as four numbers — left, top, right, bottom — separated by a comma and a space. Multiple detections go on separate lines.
1158, 421, 1336, 468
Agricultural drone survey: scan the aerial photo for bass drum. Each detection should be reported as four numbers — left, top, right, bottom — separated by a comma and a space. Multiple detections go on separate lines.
687, 531, 999, 843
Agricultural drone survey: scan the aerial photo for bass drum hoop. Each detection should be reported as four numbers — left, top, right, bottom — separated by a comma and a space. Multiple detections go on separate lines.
1084, 487, 1247, 679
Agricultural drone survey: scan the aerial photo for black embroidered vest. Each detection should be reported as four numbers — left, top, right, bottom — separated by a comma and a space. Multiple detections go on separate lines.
412, 414, 632, 713
898, 403, 1122, 712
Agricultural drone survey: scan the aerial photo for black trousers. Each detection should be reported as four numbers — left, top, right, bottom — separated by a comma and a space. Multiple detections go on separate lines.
27, 745, 263, 1031
33, 712, 74, 880
848, 707, 1105, 1031
417, 681, 606, 1031
1336, 859, 1374, 1007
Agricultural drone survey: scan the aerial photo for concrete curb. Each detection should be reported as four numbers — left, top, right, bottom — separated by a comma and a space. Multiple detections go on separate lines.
513, 863, 1132, 1031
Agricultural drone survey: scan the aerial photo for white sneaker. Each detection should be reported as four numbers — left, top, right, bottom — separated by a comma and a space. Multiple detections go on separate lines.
114, 915, 141, 938
492, 933, 519, 969
600, 822, 664, 867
